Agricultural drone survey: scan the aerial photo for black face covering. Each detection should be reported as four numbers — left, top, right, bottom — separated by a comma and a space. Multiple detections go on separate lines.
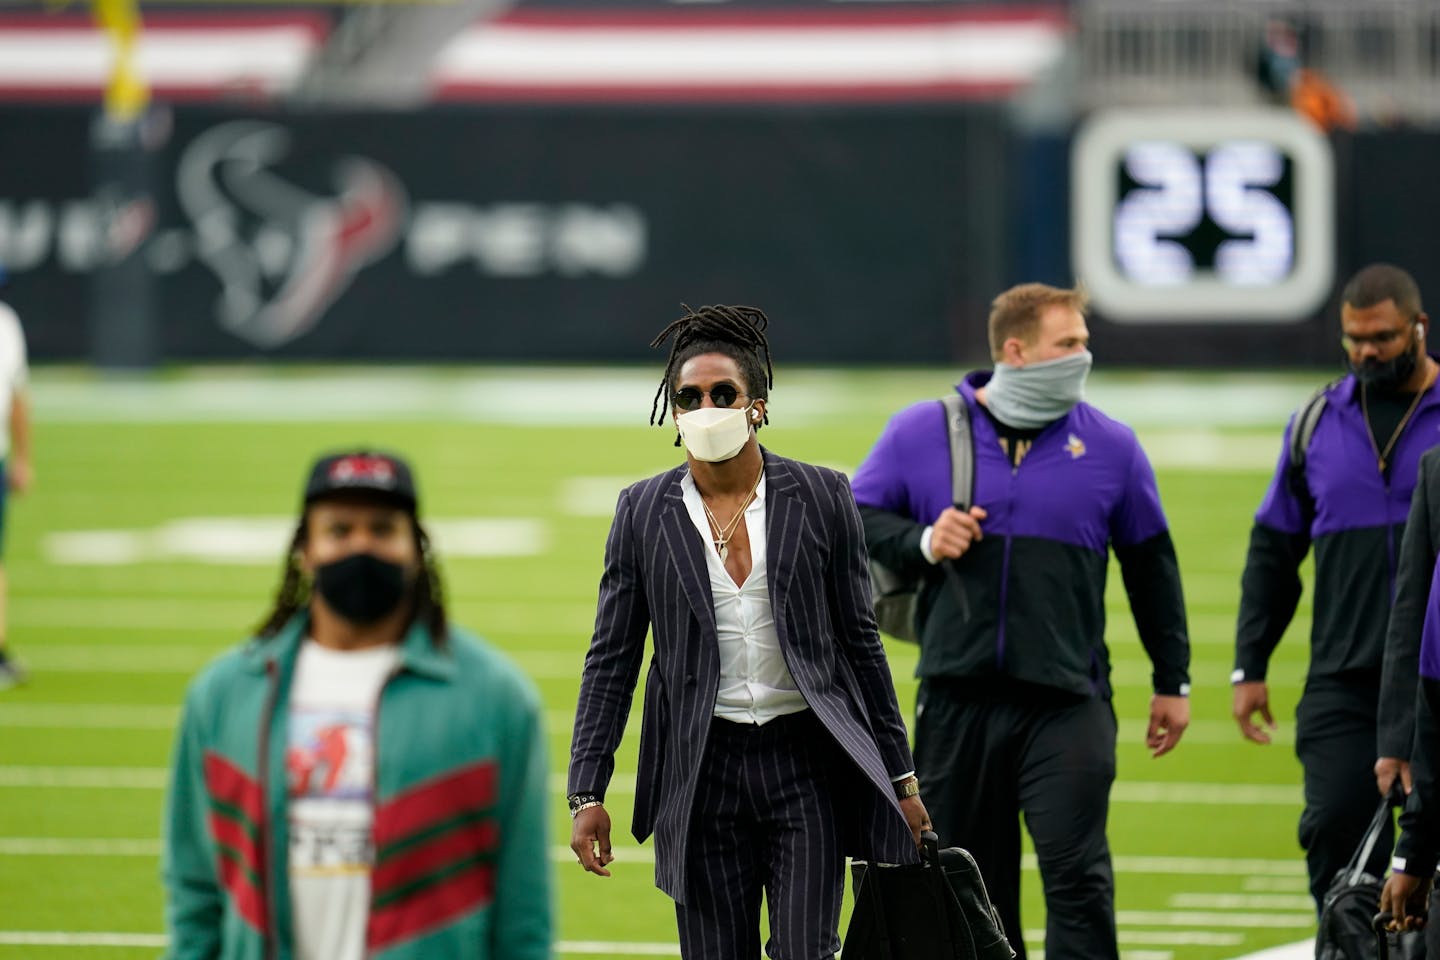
1351, 335, 1421, 395
313, 553, 410, 625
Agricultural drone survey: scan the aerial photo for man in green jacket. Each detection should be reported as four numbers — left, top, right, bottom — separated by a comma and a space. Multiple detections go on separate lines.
162, 450, 551, 960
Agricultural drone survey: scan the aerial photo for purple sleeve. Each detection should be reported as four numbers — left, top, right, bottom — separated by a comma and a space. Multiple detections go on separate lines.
1110, 436, 1171, 548
1252, 416, 1309, 536
851, 412, 910, 514
1419, 558, 1440, 683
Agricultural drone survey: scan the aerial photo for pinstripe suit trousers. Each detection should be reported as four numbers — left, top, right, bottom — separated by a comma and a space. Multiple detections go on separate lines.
675, 710, 847, 960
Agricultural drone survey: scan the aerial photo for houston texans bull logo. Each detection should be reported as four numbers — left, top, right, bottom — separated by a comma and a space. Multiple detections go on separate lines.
176, 121, 406, 349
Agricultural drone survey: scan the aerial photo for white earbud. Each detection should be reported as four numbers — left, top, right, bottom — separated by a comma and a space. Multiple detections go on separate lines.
751, 409, 761, 421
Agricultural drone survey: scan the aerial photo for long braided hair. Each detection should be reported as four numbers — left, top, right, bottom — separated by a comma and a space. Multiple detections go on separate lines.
257, 510, 448, 644
648, 304, 775, 444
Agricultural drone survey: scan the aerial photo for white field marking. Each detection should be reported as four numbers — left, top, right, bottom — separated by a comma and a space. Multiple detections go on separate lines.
1225, 940, 1313, 960
0, 835, 1303, 888
546, 774, 1294, 807
1122, 719, 1295, 746
44, 516, 547, 566
1133, 429, 1281, 471
0, 704, 178, 729
1170, 893, 1315, 911
0, 762, 1298, 818
14, 645, 587, 679
0, 838, 160, 856
1025, 952, 1172, 960
1115, 932, 1239, 947
29, 368, 1314, 429
560, 477, 638, 517
0, 766, 168, 788
1242, 876, 1311, 893
11, 598, 594, 635
0, 933, 170, 948
18, 645, 219, 673
1114, 911, 1315, 928
1024, 930, 1244, 947
1026, 854, 1305, 877
556, 943, 679, 956
1111, 782, 1300, 806
14, 598, 260, 631
0, 932, 683, 955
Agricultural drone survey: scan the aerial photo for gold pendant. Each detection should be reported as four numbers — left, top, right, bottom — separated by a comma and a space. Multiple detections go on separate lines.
718, 542, 729, 562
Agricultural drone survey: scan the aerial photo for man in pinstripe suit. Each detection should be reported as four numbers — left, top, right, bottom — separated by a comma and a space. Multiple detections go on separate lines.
568, 305, 930, 959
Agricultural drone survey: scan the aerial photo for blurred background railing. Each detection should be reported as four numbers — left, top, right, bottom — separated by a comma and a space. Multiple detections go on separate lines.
1076, 0, 1440, 124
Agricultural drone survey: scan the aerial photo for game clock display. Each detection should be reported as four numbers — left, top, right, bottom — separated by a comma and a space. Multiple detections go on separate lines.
1072, 108, 1335, 323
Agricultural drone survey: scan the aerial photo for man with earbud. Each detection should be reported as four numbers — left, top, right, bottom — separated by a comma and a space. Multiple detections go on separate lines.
1233, 264, 1440, 912
568, 304, 930, 959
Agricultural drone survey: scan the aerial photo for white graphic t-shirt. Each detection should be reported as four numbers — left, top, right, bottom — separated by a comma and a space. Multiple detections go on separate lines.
286, 640, 400, 960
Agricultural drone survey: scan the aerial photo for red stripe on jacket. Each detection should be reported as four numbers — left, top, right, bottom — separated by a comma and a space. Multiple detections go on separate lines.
372, 761, 497, 849
204, 750, 265, 825
368, 860, 497, 951
202, 751, 267, 933
372, 818, 499, 894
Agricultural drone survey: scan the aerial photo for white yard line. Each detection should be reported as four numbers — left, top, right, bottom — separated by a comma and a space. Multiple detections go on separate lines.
1224, 942, 1313, 960
0, 838, 160, 856
0, 704, 179, 729
1115, 911, 1314, 929
0, 830, 1304, 881
1170, 893, 1314, 911
7, 645, 591, 679
28, 368, 1317, 432
0, 932, 684, 955
0, 765, 1300, 815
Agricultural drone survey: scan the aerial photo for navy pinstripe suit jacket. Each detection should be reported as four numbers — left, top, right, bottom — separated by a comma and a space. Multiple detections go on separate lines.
568, 448, 920, 902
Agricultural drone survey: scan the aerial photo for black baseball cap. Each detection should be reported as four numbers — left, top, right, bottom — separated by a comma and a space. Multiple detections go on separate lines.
303, 450, 418, 511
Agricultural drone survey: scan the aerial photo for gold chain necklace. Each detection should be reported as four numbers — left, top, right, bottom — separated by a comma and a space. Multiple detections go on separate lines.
700, 465, 765, 562
1360, 379, 1428, 474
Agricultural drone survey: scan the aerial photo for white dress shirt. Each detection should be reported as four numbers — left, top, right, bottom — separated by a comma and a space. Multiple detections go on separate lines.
681, 471, 809, 725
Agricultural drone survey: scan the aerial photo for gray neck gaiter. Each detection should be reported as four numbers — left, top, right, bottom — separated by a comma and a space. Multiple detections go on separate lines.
983, 350, 1093, 430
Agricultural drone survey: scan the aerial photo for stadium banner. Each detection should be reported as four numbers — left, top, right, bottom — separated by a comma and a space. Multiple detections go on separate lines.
5, 104, 1438, 367
0, 104, 1008, 364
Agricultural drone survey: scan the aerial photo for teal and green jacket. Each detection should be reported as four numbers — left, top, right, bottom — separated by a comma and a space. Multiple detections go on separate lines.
161, 613, 552, 960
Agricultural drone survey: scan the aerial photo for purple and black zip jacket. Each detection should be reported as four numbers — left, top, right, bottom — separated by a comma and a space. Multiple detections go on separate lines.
1389, 552, 1440, 876
851, 372, 1190, 700
1234, 374, 1440, 688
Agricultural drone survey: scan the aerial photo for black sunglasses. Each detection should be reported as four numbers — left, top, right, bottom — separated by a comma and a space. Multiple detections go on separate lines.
671, 385, 748, 411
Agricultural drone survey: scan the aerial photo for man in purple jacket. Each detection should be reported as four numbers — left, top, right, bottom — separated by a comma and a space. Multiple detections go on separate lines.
852, 282, 1192, 960
1234, 264, 1440, 911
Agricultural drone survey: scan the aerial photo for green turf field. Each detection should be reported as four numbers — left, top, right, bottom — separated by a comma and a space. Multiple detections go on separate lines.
0, 366, 1332, 959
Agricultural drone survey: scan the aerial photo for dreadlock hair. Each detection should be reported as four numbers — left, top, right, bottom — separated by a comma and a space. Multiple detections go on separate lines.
257, 509, 448, 645
648, 304, 775, 445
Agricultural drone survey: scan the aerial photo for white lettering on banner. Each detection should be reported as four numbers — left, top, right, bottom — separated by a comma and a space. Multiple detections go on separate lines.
406, 202, 647, 278
0, 200, 54, 271
0, 196, 649, 282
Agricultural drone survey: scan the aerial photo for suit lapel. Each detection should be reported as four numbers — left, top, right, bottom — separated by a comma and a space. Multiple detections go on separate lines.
764, 450, 806, 611
658, 469, 720, 643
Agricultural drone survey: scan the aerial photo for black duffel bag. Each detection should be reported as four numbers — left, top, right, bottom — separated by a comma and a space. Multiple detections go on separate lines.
845, 831, 1014, 960
1317, 792, 1424, 960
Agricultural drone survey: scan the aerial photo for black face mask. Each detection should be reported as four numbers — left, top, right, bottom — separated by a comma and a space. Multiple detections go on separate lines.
313, 553, 410, 625
1351, 338, 1421, 395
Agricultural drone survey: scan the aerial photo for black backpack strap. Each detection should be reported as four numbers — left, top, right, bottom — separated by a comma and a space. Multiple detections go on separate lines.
1287, 380, 1336, 519
940, 393, 974, 512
